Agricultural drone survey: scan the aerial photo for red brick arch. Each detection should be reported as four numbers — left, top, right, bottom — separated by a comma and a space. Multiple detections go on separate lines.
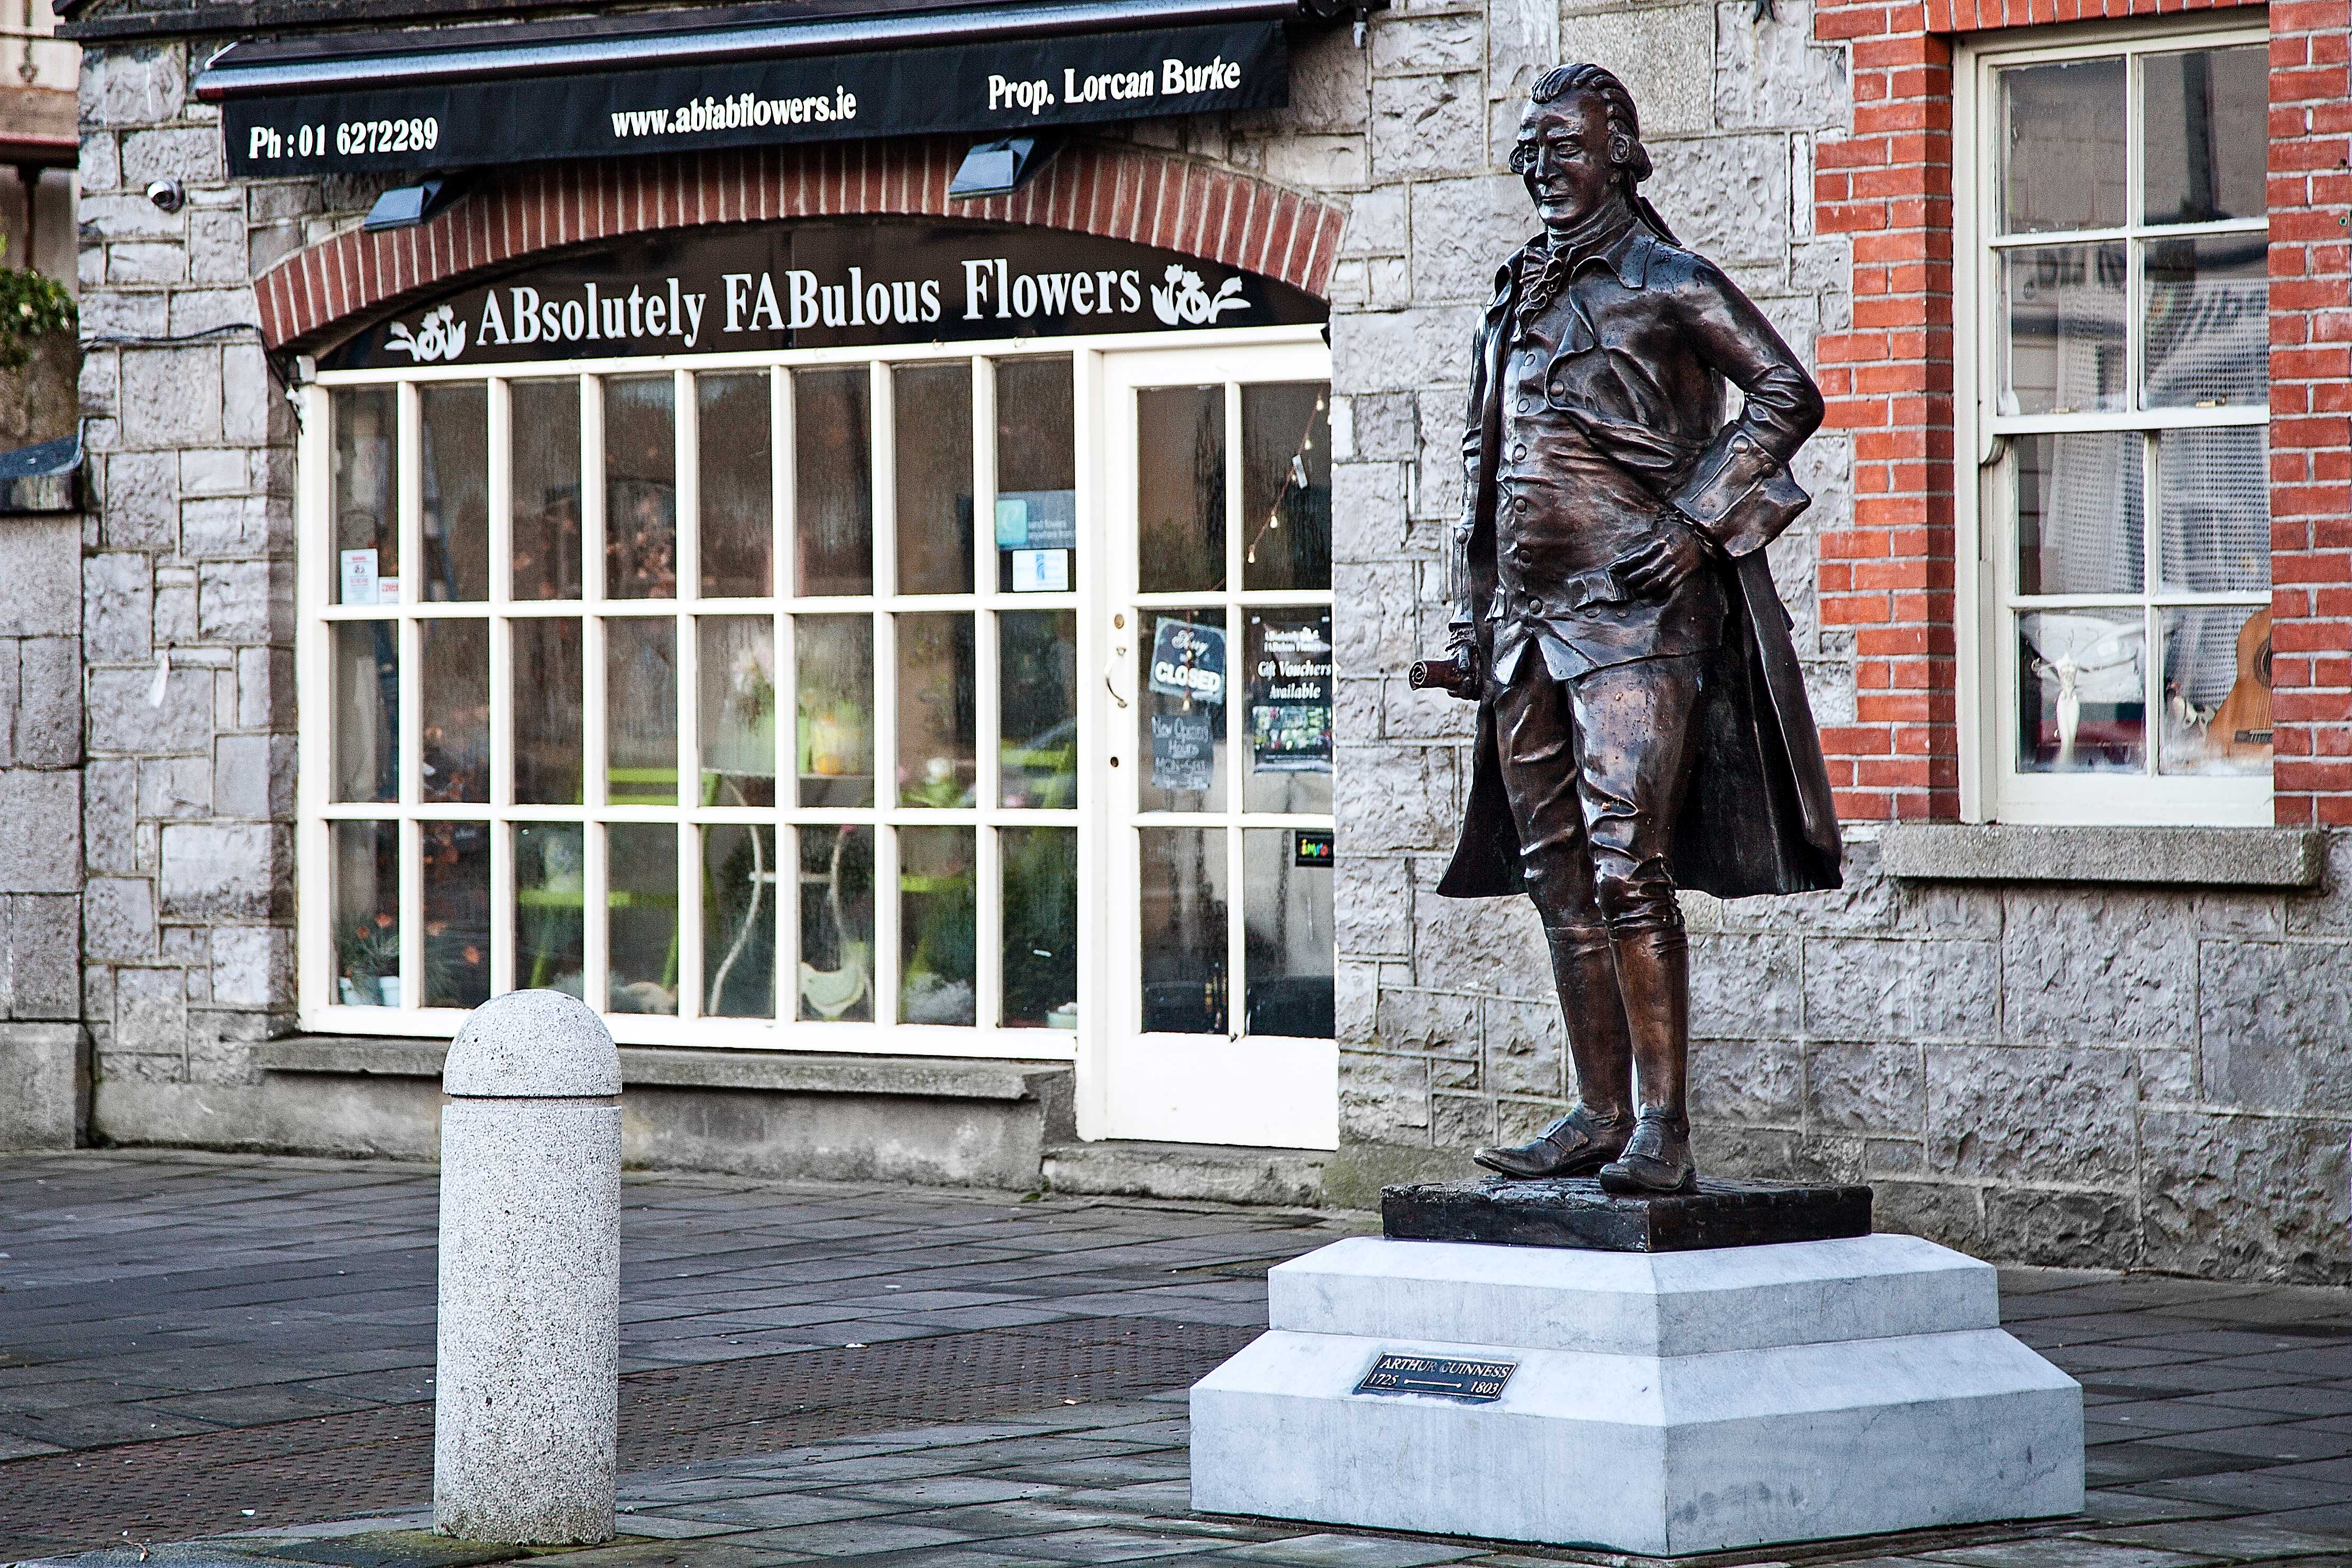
254, 137, 1346, 351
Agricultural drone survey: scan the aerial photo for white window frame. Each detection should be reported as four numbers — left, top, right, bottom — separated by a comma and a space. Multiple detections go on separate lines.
1956, 19, 2272, 825
295, 322, 1329, 1055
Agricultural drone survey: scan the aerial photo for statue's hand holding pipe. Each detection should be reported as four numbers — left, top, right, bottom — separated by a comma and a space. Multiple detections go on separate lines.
1410, 622, 1484, 701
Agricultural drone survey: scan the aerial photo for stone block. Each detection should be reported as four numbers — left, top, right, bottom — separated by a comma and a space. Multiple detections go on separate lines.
160, 822, 287, 921
190, 209, 247, 285
1331, 558, 1420, 676
1430, 1088, 1495, 1146
122, 125, 224, 188
99, 450, 178, 550
0, 518, 82, 638
198, 561, 288, 643
1647, 134, 1792, 266
16, 638, 81, 768
2199, 937, 2352, 1112
1331, 305, 1479, 396
1339, 1047, 1432, 1143
1981, 1187, 2137, 1271
1689, 931, 1799, 1038
168, 288, 262, 338
1332, 741, 1454, 852
1330, 459, 1407, 556
113, 962, 186, 1051
83, 43, 187, 127
85, 761, 137, 875
1872, 1179, 1989, 1255
0, 771, 79, 894
2001, 888, 2197, 1047
1494, 1095, 1569, 1143
139, 756, 211, 819
1487, 0, 1560, 99
1802, 936, 1999, 1041
1369, 72, 1484, 180
2285, 829, 2352, 932
1254, 133, 1368, 192
1376, 984, 1478, 1056
106, 241, 187, 286
0, 1023, 88, 1148
1337, 184, 1405, 259
2139, 1111, 2350, 1283
1335, 852, 1411, 959
1926, 1045, 2137, 1187
1347, 391, 1417, 460
237, 645, 293, 729
180, 496, 271, 559
1335, 959, 1376, 1047
1715, 0, 1848, 130
1280, 26, 1369, 134
121, 347, 224, 447
153, 568, 198, 643
1555, 3, 1715, 137
80, 130, 122, 194
1370, 14, 1482, 73
84, 876, 158, 962
9, 896, 78, 1020
1804, 1040, 1924, 1138
1411, 863, 1548, 993
213, 733, 294, 819
1690, 1037, 1800, 1123
84, 555, 155, 665
223, 344, 278, 445
1483, 994, 1563, 1099
211, 925, 292, 1008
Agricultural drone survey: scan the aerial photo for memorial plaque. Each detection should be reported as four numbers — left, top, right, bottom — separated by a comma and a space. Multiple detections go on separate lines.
1352, 1353, 1516, 1404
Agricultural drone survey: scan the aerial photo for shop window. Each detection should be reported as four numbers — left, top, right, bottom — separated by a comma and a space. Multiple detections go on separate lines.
1966, 27, 2271, 824
309, 353, 1091, 1044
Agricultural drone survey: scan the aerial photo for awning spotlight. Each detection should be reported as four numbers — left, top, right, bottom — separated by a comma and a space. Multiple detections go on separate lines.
949, 135, 1059, 200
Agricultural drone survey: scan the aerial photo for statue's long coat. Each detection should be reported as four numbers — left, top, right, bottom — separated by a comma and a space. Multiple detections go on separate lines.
1438, 226, 1845, 901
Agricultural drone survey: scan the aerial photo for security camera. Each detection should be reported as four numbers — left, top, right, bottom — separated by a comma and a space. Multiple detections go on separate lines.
146, 178, 185, 213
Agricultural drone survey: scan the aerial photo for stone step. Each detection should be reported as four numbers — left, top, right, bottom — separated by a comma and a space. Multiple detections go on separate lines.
1269, 1233, 2000, 1356
1042, 1140, 1331, 1207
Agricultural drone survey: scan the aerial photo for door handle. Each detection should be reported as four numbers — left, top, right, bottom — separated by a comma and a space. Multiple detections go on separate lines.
1103, 649, 1130, 710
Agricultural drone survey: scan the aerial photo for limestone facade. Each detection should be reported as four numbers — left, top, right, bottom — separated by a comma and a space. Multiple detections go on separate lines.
51, 0, 2349, 1280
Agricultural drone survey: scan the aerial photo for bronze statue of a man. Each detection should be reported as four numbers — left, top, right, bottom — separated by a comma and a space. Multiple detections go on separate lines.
1420, 63, 1843, 1195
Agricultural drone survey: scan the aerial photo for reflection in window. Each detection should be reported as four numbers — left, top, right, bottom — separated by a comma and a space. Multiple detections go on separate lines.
1998, 57, 2127, 234
331, 622, 397, 804
333, 821, 400, 1007
606, 376, 678, 600
516, 823, 585, 995
1998, 243, 2127, 417
1241, 384, 1332, 592
798, 615, 875, 808
703, 824, 776, 1019
511, 379, 582, 600
996, 357, 1076, 594
1000, 611, 1076, 808
1244, 829, 1333, 1039
896, 613, 975, 807
606, 617, 678, 805
513, 619, 584, 805
2144, 234, 2267, 410
2014, 433, 2142, 598
799, 825, 873, 1023
1140, 827, 1227, 1034
420, 384, 489, 602
895, 361, 974, 595
2142, 45, 2268, 225
608, 824, 679, 1014
795, 368, 873, 597
333, 387, 398, 605
2018, 610, 2145, 774
1001, 827, 1076, 1029
899, 826, 976, 1026
698, 372, 772, 598
1137, 386, 1225, 593
2161, 604, 2270, 777
423, 821, 491, 1009
421, 621, 490, 804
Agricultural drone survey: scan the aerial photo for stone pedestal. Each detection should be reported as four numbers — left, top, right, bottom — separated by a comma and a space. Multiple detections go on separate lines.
1190, 1228, 2083, 1556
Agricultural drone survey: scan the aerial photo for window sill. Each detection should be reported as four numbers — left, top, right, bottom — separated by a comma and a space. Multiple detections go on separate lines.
1878, 824, 2327, 890
256, 1037, 1073, 1102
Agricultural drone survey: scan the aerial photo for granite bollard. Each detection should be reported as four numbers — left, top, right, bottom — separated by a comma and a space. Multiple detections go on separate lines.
434, 990, 621, 1544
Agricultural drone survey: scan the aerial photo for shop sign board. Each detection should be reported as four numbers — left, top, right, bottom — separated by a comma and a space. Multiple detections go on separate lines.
318, 216, 1325, 369
224, 21, 1284, 177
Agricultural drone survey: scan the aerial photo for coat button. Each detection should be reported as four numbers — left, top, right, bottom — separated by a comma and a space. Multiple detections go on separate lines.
1511, 444, 1527, 460
1516, 399, 1534, 414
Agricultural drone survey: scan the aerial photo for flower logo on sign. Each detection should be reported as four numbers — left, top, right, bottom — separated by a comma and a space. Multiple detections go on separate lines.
384, 305, 468, 363
1150, 263, 1248, 327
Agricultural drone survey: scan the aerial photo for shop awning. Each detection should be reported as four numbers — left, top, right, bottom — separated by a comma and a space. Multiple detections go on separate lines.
199, 0, 1343, 178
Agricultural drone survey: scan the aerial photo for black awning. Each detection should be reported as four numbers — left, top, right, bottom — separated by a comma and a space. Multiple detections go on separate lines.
200, 0, 1334, 177
195, 0, 1335, 97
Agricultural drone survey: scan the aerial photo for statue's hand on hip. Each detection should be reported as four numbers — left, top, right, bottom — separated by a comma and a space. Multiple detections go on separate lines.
1617, 512, 1712, 597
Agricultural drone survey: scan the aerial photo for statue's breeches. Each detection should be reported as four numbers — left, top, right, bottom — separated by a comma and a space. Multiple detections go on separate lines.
1489, 653, 1701, 933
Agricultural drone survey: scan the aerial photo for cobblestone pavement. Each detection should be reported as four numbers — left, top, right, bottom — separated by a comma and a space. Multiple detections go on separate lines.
5, 1151, 2351, 1568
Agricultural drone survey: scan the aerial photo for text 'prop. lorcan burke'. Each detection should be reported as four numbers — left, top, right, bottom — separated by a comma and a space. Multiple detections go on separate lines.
434, 989, 622, 1544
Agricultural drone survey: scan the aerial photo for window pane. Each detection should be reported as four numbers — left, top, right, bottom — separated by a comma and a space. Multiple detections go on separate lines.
1241, 383, 1332, 592
1998, 57, 2126, 234
995, 357, 1077, 594
899, 826, 975, 1026
2144, 234, 2268, 410
2161, 605, 2271, 777
1244, 829, 1334, 1040
1139, 827, 1228, 1035
1244, 610, 1334, 814
1000, 610, 1076, 808
1138, 608, 1228, 813
607, 617, 678, 805
698, 372, 772, 598
420, 620, 489, 804
420, 384, 489, 602
895, 361, 975, 595
606, 375, 677, 600
2018, 609, 2146, 773
516, 823, 585, 996
511, 379, 582, 601
513, 618, 584, 804
2014, 433, 2143, 597
422, 820, 490, 1009
1138, 386, 1226, 593
608, 824, 679, 1015
798, 824, 873, 1022
332, 821, 400, 1008
1001, 826, 1076, 1029
700, 616, 776, 807
2143, 45, 2268, 225
2158, 426, 2269, 594
1998, 243, 2127, 417
896, 612, 976, 807
795, 368, 873, 597
332, 386, 398, 604
331, 622, 397, 804
703, 824, 777, 1019
796, 614, 875, 808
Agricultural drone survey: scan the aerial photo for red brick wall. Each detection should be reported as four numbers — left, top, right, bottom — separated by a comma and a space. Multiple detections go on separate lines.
1810, 0, 2351, 826
255, 137, 1345, 352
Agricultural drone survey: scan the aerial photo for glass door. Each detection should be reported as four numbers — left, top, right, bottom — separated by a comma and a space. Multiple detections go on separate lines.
1091, 341, 1338, 1149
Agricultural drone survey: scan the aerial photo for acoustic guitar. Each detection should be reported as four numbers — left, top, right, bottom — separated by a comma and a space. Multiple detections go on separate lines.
2205, 607, 2273, 762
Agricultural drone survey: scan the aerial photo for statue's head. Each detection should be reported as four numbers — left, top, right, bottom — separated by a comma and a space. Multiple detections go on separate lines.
1511, 64, 1652, 232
